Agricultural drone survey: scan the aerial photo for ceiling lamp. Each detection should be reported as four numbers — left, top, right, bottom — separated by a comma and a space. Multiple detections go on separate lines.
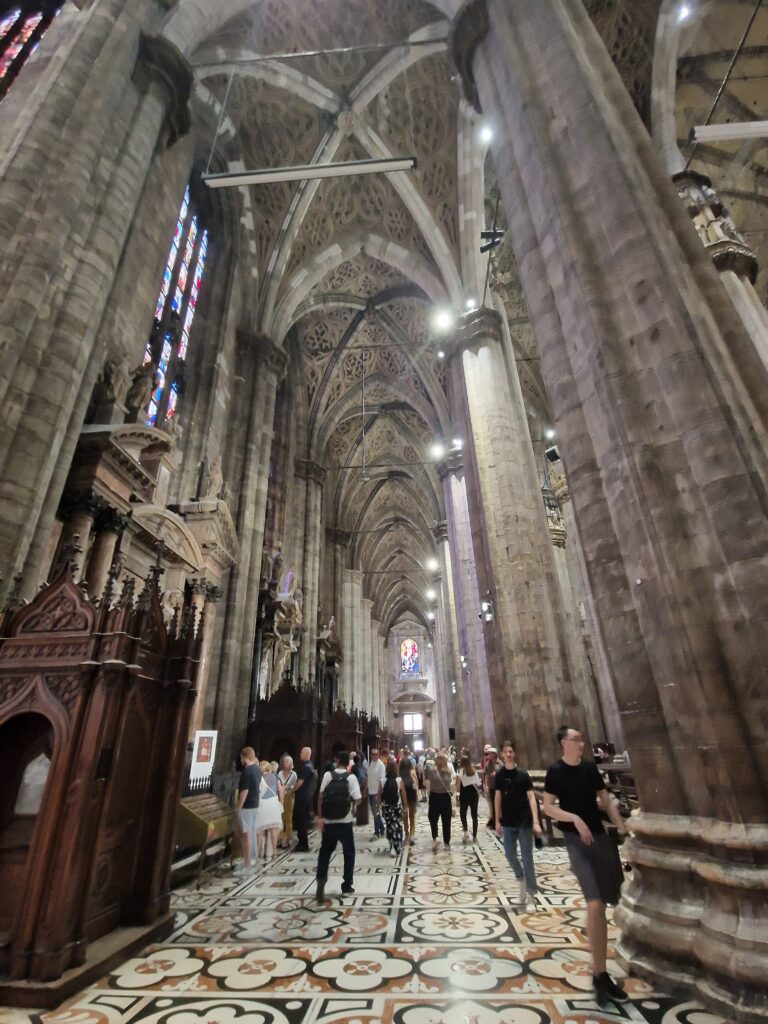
430, 442, 445, 460
545, 428, 556, 440
480, 125, 493, 143
426, 588, 436, 601
427, 558, 439, 572
677, 3, 692, 22
432, 309, 454, 332
427, 611, 435, 621
203, 155, 417, 189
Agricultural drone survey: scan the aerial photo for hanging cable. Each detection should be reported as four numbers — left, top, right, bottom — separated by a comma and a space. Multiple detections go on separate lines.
206, 71, 234, 177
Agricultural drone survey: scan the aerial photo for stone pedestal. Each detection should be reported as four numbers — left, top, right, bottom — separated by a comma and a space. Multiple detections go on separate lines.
452, 1, 768, 1017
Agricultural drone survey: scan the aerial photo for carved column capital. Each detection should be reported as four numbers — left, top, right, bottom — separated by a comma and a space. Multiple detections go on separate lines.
449, 307, 504, 362
436, 448, 464, 480
328, 527, 352, 546
295, 458, 327, 485
236, 330, 289, 379
133, 34, 192, 146
432, 520, 450, 544
673, 169, 758, 283
449, 0, 490, 114
59, 488, 103, 521
95, 506, 129, 535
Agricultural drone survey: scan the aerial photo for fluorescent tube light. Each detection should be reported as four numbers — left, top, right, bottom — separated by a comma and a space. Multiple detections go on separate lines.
203, 155, 417, 188
692, 121, 768, 143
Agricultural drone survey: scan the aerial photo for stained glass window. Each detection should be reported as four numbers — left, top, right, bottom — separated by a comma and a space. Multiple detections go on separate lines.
400, 638, 420, 677
0, 1, 62, 102
144, 184, 210, 428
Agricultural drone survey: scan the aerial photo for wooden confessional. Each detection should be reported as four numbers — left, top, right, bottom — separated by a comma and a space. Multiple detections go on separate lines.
0, 562, 201, 1007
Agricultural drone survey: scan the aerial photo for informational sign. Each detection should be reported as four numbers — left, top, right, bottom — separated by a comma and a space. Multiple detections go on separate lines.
191, 730, 217, 779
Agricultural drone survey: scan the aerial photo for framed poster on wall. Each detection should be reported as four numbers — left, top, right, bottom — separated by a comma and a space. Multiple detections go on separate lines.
191, 730, 217, 777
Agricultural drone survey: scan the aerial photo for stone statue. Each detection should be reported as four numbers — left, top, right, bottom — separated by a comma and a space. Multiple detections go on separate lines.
328, 615, 337, 638
204, 454, 223, 499
260, 544, 272, 585
294, 587, 303, 612
99, 358, 129, 404
126, 362, 157, 415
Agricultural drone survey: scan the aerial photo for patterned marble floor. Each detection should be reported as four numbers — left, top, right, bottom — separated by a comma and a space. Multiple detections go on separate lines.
6, 810, 726, 1024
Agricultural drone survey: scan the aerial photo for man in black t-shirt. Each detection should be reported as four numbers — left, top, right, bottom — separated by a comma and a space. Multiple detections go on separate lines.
291, 746, 316, 852
543, 726, 628, 1009
235, 747, 262, 875
494, 740, 542, 905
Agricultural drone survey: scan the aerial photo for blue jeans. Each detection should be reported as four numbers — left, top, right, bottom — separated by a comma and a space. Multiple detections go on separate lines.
316, 822, 355, 888
368, 793, 384, 836
502, 826, 538, 892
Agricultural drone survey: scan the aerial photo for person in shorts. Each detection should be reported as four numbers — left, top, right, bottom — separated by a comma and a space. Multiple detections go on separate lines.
543, 726, 629, 1008
235, 747, 262, 875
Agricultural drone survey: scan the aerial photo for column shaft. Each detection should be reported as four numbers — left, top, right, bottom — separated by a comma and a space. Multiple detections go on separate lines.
454, 1, 768, 1015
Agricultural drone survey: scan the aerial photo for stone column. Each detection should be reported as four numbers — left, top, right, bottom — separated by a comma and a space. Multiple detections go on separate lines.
379, 636, 391, 729
86, 507, 128, 600
212, 333, 287, 763
361, 598, 375, 715
371, 618, 383, 720
348, 570, 364, 711
433, 520, 466, 746
542, 484, 604, 742
436, 448, 491, 755
57, 490, 101, 583
341, 568, 361, 709
0, 21, 193, 599
452, 2, 768, 1017
447, 308, 583, 764
297, 459, 326, 685
556, 476, 624, 749
674, 170, 768, 374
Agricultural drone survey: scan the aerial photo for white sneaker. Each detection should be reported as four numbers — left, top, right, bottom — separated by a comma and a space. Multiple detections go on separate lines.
233, 866, 250, 877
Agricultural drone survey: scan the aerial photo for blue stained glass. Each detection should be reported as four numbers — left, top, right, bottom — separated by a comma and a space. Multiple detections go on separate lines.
0, 10, 21, 39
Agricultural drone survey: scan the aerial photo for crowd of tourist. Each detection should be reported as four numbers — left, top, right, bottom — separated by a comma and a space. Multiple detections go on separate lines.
233, 727, 630, 1010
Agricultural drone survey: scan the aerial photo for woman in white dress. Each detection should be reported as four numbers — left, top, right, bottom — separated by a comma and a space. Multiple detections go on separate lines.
256, 759, 284, 860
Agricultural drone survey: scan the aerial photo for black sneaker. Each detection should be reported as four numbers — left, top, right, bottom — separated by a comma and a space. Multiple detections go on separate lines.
316, 882, 325, 904
594, 972, 628, 1006
341, 884, 355, 894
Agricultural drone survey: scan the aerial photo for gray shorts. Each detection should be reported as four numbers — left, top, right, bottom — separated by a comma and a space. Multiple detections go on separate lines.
238, 807, 258, 836
564, 830, 622, 905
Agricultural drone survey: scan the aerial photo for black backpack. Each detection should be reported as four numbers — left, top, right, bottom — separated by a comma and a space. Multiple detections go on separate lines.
321, 772, 352, 820
382, 776, 399, 805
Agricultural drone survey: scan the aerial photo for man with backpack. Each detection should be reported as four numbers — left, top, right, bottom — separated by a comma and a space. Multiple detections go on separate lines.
315, 750, 362, 903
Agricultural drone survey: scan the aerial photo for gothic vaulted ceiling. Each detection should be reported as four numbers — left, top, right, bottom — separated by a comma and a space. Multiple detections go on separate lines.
180, 0, 767, 631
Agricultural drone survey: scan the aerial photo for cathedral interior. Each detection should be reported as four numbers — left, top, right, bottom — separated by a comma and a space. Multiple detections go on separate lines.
0, 0, 767, 1022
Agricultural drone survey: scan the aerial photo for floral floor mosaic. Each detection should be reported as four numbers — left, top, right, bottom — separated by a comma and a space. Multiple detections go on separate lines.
3, 811, 726, 1024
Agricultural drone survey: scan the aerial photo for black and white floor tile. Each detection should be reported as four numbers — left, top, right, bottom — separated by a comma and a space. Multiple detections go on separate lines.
7, 810, 726, 1024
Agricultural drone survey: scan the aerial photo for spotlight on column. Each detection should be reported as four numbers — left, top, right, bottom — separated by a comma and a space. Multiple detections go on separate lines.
465, 297, 477, 310
432, 308, 454, 332
437, 349, 446, 359
480, 125, 493, 144
427, 557, 439, 572
427, 611, 435, 621
677, 2, 691, 22
426, 588, 436, 601
544, 428, 556, 440
545, 444, 561, 463
479, 597, 494, 623
430, 442, 445, 460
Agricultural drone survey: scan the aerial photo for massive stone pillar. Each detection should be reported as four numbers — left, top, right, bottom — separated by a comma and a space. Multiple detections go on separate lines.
297, 459, 326, 685
452, 1, 768, 1017
341, 568, 363, 709
0, 11, 193, 599
433, 521, 465, 747
371, 618, 383, 720
543, 486, 604, 742
436, 450, 489, 755
212, 333, 286, 764
361, 598, 375, 715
